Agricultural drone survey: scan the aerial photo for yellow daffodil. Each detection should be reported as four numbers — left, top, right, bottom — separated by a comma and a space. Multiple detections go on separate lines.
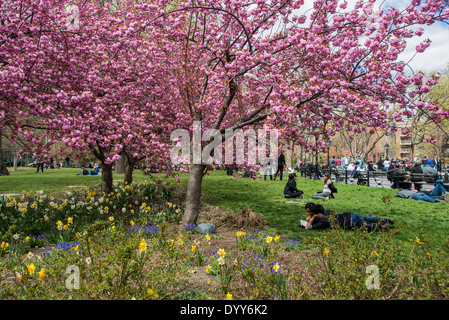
218, 248, 226, 257
206, 265, 211, 273
266, 236, 273, 244
323, 247, 330, 257
139, 239, 147, 253
372, 251, 379, 257
38, 268, 45, 279
415, 237, 424, 244
147, 288, 155, 296
273, 263, 280, 273
27, 263, 35, 275
205, 234, 211, 242
1, 242, 8, 249
25, 236, 30, 242
63, 224, 68, 230
274, 235, 280, 242
192, 245, 197, 252
67, 217, 73, 224
226, 292, 233, 300
236, 231, 246, 237
108, 216, 114, 222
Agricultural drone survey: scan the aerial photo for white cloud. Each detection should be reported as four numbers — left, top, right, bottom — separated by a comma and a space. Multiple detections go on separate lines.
398, 22, 449, 74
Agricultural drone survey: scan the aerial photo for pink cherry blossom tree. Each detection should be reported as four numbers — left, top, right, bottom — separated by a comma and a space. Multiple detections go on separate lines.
142, 0, 449, 227
1, 0, 449, 227
0, 0, 175, 192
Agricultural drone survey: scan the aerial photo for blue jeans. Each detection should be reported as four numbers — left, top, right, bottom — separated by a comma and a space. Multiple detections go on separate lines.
349, 212, 383, 227
410, 193, 442, 203
411, 180, 446, 202
429, 180, 446, 197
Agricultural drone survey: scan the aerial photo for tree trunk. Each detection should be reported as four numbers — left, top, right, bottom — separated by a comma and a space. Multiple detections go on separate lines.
288, 140, 294, 168
124, 156, 134, 185
101, 163, 113, 194
115, 154, 126, 174
181, 163, 205, 227
0, 130, 10, 176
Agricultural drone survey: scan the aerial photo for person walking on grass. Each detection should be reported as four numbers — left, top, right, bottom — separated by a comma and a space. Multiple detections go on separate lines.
274, 150, 286, 181
284, 173, 304, 199
35, 159, 44, 173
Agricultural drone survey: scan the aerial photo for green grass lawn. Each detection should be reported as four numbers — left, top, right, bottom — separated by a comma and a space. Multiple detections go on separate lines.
0, 167, 149, 195
198, 171, 449, 247
2, 167, 448, 246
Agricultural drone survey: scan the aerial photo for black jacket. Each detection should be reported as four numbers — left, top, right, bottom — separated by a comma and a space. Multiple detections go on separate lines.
309, 210, 332, 230
309, 211, 355, 230
284, 179, 300, 196
278, 153, 286, 167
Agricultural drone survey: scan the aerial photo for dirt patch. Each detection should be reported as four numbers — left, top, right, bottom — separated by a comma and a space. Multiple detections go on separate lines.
197, 204, 266, 228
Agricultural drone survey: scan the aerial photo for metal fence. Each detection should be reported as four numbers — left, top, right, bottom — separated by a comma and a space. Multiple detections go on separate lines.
299, 166, 449, 190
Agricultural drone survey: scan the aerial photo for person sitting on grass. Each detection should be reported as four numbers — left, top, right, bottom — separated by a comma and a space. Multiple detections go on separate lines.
302, 203, 394, 231
311, 173, 337, 199
78, 164, 100, 176
284, 173, 304, 199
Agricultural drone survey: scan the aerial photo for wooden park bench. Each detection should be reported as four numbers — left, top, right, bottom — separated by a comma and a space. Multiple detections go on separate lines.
410, 173, 439, 191
387, 171, 411, 189
343, 170, 368, 186
371, 171, 388, 188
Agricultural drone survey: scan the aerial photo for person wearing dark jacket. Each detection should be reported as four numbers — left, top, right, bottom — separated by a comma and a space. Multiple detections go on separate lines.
284, 173, 304, 198
302, 203, 394, 231
410, 161, 424, 190
274, 151, 286, 181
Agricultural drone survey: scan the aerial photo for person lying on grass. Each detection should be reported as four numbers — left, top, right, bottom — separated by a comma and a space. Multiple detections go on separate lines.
394, 179, 449, 203
302, 203, 394, 232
